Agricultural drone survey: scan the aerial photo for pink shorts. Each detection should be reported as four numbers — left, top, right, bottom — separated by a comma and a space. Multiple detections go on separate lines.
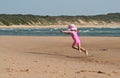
74, 40, 80, 44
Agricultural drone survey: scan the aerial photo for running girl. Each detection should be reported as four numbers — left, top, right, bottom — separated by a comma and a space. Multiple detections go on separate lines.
60, 24, 88, 55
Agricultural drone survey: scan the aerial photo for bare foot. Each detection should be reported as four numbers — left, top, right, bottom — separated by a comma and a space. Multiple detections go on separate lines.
78, 49, 82, 53
84, 50, 88, 55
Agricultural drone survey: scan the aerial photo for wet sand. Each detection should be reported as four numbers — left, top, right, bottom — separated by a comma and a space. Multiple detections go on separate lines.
0, 36, 120, 78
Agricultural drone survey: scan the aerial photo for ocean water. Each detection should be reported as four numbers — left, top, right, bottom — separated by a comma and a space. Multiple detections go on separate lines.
0, 27, 120, 37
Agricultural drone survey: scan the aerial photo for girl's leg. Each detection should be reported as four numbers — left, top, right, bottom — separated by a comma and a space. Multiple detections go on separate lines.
72, 42, 88, 55
77, 44, 88, 55
81, 48, 88, 55
72, 42, 78, 50
77, 43, 82, 53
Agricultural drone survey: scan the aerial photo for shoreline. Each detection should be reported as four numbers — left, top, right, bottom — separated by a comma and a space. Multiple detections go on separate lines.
0, 25, 120, 29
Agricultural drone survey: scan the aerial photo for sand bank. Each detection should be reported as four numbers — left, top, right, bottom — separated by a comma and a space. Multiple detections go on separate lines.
0, 25, 120, 29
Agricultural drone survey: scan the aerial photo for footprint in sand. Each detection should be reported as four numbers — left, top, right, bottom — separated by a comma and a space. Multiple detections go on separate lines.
112, 71, 120, 75
5, 68, 30, 76
75, 70, 111, 76
99, 48, 108, 52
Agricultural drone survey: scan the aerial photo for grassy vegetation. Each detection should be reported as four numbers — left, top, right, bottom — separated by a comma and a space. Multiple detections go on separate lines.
0, 13, 120, 26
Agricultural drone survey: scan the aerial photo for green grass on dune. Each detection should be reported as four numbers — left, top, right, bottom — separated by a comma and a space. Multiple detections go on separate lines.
0, 13, 120, 26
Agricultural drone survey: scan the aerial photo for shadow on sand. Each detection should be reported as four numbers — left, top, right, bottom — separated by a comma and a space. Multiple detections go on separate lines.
24, 51, 93, 61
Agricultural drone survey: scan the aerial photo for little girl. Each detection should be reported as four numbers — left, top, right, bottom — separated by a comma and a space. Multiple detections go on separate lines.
60, 24, 88, 55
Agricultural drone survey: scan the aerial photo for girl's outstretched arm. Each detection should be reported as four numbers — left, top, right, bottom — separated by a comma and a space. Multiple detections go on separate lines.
60, 30, 71, 34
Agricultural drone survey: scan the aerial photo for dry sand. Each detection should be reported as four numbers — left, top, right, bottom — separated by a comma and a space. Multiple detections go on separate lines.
0, 25, 120, 29
0, 36, 120, 78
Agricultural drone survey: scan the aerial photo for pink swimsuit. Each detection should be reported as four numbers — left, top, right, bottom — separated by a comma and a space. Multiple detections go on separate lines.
70, 31, 80, 44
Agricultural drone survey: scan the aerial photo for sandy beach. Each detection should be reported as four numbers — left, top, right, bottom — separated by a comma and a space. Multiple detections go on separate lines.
0, 36, 120, 78
0, 25, 120, 29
